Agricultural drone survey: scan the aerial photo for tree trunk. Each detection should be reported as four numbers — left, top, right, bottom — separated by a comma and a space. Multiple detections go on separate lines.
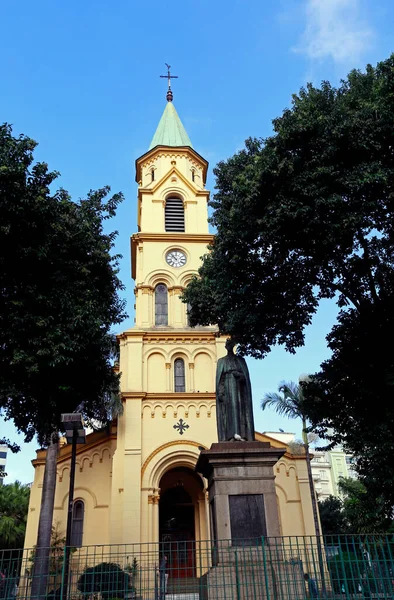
303, 420, 326, 595
31, 432, 59, 600
303, 439, 320, 537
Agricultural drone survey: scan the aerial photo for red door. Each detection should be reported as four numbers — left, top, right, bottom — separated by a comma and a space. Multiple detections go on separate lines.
161, 532, 195, 578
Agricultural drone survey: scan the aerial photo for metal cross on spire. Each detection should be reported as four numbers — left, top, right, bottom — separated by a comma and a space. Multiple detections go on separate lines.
160, 63, 178, 102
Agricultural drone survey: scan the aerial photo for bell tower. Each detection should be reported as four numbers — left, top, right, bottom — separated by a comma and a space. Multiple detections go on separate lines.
132, 98, 212, 329
110, 80, 226, 547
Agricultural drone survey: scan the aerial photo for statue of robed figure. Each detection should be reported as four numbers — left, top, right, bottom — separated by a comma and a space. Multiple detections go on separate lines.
216, 339, 255, 441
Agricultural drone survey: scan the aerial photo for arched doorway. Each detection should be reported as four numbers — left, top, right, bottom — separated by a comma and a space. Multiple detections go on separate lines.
159, 467, 203, 579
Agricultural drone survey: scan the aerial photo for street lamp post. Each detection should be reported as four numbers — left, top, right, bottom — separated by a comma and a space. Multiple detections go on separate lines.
60, 413, 86, 600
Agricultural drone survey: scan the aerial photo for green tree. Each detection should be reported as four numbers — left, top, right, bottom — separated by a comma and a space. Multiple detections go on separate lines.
183, 55, 394, 506
302, 306, 394, 510
0, 481, 30, 549
318, 480, 391, 537
262, 381, 320, 537
0, 124, 126, 596
339, 478, 391, 534
318, 496, 347, 537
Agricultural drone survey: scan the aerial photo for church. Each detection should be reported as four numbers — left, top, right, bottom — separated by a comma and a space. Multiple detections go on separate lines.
24, 86, 316, 561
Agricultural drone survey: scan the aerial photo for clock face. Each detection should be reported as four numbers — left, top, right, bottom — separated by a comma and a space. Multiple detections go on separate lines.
166, 250, 187, 268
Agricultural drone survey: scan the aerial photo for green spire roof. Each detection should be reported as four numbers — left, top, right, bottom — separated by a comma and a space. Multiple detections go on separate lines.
149, 102, 193, 150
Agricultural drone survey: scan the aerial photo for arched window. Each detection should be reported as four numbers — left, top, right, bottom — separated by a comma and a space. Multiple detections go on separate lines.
70, 500, 84, 547
155, 284, 168, 326
191, 169, 195, 183
187, 302, 193, 327
174, 358, 185, 392
165, 197, 185, 232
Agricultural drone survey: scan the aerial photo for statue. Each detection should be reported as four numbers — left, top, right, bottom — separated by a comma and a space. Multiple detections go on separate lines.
216, 339, 255, 441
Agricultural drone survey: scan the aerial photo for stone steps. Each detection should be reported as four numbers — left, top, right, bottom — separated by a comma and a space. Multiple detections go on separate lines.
166, 576, 200, 595
165, 595, 199, 600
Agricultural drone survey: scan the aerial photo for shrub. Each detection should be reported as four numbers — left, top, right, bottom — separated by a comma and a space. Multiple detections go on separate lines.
77, 562, 130, 600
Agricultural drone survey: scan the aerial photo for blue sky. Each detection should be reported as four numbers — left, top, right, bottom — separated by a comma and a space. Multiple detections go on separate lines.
1, 0, 393, 483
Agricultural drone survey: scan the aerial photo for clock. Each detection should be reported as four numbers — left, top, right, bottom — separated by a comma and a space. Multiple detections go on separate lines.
166, 250, 187, 268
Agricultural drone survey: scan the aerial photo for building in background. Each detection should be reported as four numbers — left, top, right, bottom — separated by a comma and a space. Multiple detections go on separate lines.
0, 445, 7, 485
265, 432, 357, 501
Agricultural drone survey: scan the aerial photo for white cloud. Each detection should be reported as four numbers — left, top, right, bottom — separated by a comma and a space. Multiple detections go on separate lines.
295, 0, 374, 65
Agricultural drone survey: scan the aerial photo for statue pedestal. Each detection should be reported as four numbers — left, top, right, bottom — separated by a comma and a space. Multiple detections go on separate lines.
196, 442, 304, 600
196, 441, 285, 543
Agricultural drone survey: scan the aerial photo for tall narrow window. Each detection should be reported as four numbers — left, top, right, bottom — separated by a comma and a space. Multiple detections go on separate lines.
151, 168, 155, 182
70, 500, 84, 547
155, 284, 168, 326
187, 302, 196, 328
174, 358, 185, 392
165, 197, 185, 232
187, 302, 191, 327
191, 169, 195, 182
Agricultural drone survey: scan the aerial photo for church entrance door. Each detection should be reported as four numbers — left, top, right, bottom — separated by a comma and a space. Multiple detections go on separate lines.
159, 468, 199, 579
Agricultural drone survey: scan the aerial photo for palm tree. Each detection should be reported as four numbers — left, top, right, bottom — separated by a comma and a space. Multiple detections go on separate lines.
261, 381, 320, 538
31, 432, 59, 600
32, 393, 123, 599
0, 480, 31, 549
262, 381, 328, 594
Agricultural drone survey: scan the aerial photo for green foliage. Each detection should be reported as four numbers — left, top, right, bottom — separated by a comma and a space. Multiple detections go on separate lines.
0, 481, 30, 549
262, 381, 308, 442
0, 124, 127, 447
184, 55, 394, 355
339, 478, 391, 534
28, 524, 74, 576
318, 496, 347, 536
327, 551, 361, 594
182, 54, 394, 507
125, 556, 138, 588
77, 562, 131, 599
303, 303, 394, 508
319, 479, 392, 536
261, 380, 320, 538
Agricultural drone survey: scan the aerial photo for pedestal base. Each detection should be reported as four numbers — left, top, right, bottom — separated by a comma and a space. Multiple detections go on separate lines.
196, 442, 306, 600
196, 441, 285, 543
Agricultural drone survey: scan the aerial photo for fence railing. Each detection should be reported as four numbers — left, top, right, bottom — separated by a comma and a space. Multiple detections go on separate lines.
0, 535, 393, 600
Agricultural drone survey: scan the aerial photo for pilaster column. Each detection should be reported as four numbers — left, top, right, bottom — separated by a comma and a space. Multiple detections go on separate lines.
189, 362, 195, 392
137, 243, 143, 281
152, 491, 160, 543
165, 363, 171, 392
148, 493, 153, 543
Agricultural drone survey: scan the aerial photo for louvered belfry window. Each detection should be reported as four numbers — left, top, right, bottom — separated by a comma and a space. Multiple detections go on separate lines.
165, 197, 185, 232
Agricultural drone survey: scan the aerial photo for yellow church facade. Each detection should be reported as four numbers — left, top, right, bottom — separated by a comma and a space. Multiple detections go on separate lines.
24, 96, 317, 556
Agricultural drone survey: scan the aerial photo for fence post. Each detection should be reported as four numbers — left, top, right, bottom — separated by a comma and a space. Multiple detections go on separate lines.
235, 550, 241, 600
338, 545, 351, 600
261, 537, 270, 600
59, 546, 67, 600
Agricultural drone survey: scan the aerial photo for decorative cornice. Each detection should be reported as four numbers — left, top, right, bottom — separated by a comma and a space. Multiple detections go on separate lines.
137, 392, 215, 400
138, 166, 209, 203
32, 432, 117, 467
121, 392, 147, 400
117, 329, 218, 343
143, 399, 215, 419
135, 146, 208, 185
133, 233, 213, 244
